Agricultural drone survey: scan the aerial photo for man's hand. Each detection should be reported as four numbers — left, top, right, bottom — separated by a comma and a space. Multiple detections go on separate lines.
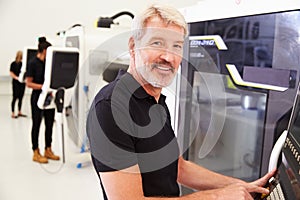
196, 169, 277, 200
198, 179, 271, 200
250, 169, 277, 189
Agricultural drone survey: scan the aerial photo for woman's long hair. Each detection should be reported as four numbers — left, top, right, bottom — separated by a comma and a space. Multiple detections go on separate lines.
15, 50, 22, 63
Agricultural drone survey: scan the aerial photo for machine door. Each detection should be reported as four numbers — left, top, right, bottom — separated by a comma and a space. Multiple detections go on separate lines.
179, 63, 267, 182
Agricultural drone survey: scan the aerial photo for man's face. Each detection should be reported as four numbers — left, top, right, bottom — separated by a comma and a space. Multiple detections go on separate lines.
134, 17, 185, 88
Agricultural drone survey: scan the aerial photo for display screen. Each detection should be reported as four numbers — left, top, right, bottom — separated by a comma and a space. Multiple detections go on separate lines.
50, 51, 79, 89
26, 49, 37, 66
189, 13, 276, 74
25, 49, 37, 72
188, 10, 300, 77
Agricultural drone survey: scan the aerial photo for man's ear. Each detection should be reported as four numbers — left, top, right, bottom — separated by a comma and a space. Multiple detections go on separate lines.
128, 37, 135, 56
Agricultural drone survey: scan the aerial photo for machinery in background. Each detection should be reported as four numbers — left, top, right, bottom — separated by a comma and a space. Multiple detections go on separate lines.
19, 44, 80, 165
61, 12, 134, 152
19, 36, 64, 84
37, 46, 79, 163
177, 0, 300, 194
257, 82, 300, 200
19, 47, 37, 83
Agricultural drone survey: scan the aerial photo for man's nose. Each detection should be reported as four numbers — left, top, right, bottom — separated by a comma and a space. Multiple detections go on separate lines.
159, 49, 176, 63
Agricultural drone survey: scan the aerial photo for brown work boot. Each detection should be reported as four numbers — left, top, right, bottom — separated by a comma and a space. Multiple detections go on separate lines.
33, 148, 48, 163
44, 147, 60, 160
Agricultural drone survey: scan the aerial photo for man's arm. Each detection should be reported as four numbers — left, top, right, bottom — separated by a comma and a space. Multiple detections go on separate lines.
177, 156, 275, 194
99, 164, 219, 200
25, 77, 42, 90
99, 161, 273, 200
99, 164, 146, 200
177, 156, 242, 190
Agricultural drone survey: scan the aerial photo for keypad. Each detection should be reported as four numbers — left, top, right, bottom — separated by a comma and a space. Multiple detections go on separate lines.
266, 183, 285, 200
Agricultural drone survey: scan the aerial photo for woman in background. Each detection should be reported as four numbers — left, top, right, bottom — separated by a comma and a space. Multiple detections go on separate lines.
9, 50, 26, 118
26, 37, 60, 164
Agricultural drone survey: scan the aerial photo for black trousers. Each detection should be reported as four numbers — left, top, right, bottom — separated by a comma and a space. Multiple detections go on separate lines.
31, 91, 55, 150
11, 80, 25, 112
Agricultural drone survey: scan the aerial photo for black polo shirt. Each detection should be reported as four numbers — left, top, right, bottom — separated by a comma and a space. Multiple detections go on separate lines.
87, 70, 180, 198
27, 57, 45, 84
10, 61, 22, 77
26, 56, 45, 97
10, 61, 23, 85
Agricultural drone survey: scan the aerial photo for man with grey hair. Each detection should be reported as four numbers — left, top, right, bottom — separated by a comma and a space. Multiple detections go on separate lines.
87, 4, 275, 199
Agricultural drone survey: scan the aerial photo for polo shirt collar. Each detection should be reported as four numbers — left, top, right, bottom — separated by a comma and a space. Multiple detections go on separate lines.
116, 69, 166, 102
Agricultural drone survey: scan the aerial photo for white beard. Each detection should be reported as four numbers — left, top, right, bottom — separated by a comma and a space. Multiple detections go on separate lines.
135, 50, 176, 88
136, 63, 176, 88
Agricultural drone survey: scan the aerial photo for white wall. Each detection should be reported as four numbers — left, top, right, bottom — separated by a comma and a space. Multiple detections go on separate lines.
0, 0, 199, 76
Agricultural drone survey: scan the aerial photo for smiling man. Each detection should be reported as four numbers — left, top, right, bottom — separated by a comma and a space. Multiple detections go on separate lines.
87, 4, 275, 200
132, 20, 184, 90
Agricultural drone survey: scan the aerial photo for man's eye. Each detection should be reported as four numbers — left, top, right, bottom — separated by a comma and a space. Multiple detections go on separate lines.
151, 41, 163, 46
174, 44, 183, 50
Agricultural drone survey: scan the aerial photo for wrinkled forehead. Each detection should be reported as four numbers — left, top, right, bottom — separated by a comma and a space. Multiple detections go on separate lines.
144, 27, 184, 41
136, 30, 184, 50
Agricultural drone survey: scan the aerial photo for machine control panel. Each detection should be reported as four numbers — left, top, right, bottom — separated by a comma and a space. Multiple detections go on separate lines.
284, 136, 300, 180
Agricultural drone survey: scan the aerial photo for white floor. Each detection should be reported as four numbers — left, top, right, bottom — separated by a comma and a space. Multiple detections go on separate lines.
0, 79, 103, 200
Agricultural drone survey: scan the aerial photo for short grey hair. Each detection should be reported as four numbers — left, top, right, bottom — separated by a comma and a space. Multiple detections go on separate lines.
131, 4, 188, 40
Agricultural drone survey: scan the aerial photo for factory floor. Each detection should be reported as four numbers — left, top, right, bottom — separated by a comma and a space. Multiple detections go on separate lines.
0, 78, 103, 200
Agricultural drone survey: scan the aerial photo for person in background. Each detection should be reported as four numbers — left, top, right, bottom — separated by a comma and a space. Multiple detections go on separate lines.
9, 50, 26, 118
87, 4, 276, 200
26, 37, 60, 164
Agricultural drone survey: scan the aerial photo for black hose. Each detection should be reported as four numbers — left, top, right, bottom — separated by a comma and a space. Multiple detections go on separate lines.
110, 11, 134, 20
